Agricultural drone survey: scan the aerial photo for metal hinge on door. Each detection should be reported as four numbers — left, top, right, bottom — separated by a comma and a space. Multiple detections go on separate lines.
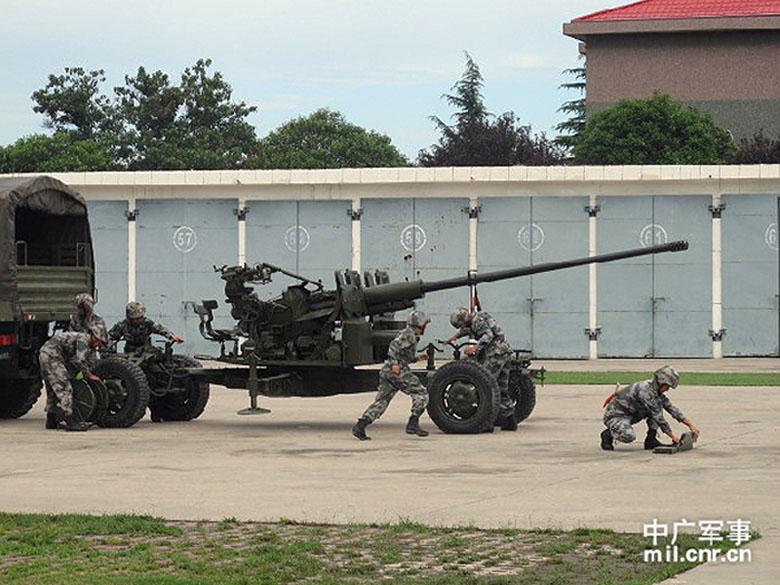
651, 296, 667, 313
527, 297, 542, 317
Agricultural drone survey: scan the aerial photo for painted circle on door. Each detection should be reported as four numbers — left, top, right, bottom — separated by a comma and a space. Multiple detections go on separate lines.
173, 226, 197, 253
284, 225, 311, 252
400, 224, 427, 252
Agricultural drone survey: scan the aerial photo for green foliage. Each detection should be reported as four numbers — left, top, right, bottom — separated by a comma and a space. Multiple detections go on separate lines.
255, 109, 408, 169
420, 53, 564, 167
24, 59, 259, 171
554, 58, 586, 151
574, 92, 735, 165
0, 133, 113, 173
112, 58, 259, 170
31, 67, 112, 140
729, 129, 780, 163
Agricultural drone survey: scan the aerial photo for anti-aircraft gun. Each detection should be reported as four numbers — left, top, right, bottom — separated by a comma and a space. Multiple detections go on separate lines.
191, 240, 689, 433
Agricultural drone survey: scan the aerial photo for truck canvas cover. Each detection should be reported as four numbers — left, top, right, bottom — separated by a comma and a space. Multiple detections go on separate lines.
0, 175, 94, 319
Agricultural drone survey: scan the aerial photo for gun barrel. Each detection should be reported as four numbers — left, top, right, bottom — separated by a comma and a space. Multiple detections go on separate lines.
420, 240, 689, 294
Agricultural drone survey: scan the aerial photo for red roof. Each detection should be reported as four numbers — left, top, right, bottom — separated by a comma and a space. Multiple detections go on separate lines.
575, 0, 780, 22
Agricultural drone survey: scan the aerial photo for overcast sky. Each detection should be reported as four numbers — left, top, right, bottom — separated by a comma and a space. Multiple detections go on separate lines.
1, 0, 621, 160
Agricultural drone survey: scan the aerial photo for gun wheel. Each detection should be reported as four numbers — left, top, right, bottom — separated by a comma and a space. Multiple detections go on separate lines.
0, 378, 42, 419
509, 372, 537, 424
93, 357, 150, 428
426, 361, 499, 434
149, 355, 210, 421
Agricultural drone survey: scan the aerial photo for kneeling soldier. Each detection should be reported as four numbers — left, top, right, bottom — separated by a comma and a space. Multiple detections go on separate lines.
352, 310, 431, 440
601, 365, 700, 451
39, 319, 108, 431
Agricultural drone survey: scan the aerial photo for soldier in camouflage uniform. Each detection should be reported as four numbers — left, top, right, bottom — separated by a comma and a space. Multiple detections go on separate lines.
445, 307, 517, 431
352, 310, 431, 440
108, 301, 183, 353
67, 293, 102, 334
601, 365, 700, 451
39, 317, 108, 431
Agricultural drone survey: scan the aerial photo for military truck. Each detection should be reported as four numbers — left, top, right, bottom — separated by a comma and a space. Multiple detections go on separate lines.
0, 176, 96, 418
191, 240, 689, 433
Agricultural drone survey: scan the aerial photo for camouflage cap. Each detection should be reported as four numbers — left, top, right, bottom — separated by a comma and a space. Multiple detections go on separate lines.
654, 365, 679, 389
126, 301, 146, 319
88, 316, 108, 345
407, 310, 431, 328
75, 293, 94, 311
449, 307, 470, 329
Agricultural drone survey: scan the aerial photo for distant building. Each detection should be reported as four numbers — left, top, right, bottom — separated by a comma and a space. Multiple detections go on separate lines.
564, 0, 780, 140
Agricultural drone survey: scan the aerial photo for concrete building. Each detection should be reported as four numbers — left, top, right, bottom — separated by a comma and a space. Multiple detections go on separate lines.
7, 165, 779, 360
564, 0, 780, 141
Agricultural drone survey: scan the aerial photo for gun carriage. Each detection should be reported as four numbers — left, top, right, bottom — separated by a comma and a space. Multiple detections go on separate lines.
190, 241, 689, 433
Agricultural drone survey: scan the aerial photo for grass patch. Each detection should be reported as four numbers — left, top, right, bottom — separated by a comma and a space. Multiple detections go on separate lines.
543, 371, 780, 386
0, 512, 757, 585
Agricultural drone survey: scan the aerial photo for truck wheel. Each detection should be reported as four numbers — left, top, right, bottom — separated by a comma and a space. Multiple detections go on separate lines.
510, 372, 537, 423
149, 355, 210, 421
0, 378, 42, 418
426, 361, 499, 434
92, 358, 150, 428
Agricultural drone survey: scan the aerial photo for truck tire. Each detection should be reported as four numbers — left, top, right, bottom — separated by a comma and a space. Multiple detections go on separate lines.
426, 361, 499, 434
0, 378, 42, 418
149, 355, 210, 421
92, 358, 150, 428
510, 372, 537, 423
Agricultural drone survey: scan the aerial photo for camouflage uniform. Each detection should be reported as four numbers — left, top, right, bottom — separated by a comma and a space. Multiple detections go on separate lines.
108, 318, 176, 352
39, 331, 98, 417
361, 326, 429, 422
68, 310, 103, 334
454, 312, 514, 418
603, 379, 687, 443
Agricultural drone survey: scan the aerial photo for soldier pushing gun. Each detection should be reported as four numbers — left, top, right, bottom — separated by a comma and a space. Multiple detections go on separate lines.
108, 301, 183, 353
444, 307, 517, 431
352, 310, 432, 440
39, 319, 108, 431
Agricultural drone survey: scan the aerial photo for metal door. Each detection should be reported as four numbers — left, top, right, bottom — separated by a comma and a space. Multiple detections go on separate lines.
245, 200, 352, 299
721, 194, 779, 355
598, 195, 711, 357
135, 199, 238, 356
87, 201, 128, 328
361, 198, 469, 343
477, 197, 589, 357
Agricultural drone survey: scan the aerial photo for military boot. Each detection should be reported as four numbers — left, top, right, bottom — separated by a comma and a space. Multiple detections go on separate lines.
644, 429, 664, 450
405, 415, 429, 437
352, 417, 372, 441
63, 414, 88, 432
45, 411, 59, 430
600, 428, 614, 451
500, 413, 518, 431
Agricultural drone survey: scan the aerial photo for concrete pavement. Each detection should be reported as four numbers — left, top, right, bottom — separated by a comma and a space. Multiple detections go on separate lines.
1, 360, 778, 584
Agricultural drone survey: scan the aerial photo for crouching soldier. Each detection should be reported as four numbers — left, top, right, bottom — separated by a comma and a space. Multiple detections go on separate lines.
108, 301, 183, 353
444, 307, 516, 430
39, 319, 108, 431
601, 365, 700, 451
352, 310, 431, 440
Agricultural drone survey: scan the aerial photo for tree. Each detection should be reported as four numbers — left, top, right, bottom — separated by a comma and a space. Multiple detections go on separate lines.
31, 68, 112, 140
729, 130, 780, 163
554, 57, 586, 152
0, 134, 113, 173
27, 59, 260, 171
255, 109, 408, 169
574, 92, 735, 165
419, 53, 564, 166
